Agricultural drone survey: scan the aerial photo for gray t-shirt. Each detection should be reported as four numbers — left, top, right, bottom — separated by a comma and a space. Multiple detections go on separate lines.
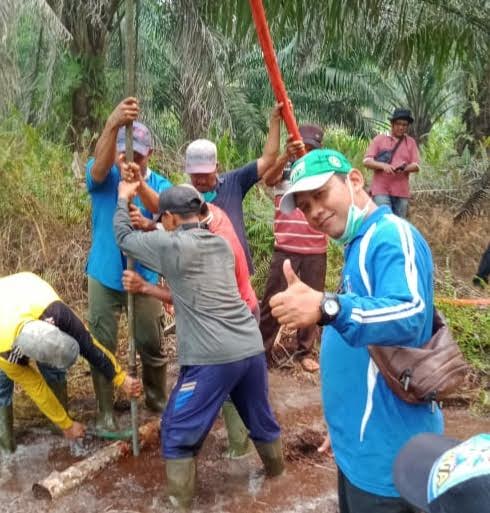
114, 199, 264, 366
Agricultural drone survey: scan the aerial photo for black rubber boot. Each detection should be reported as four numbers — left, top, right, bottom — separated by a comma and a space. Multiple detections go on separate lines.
254, 438, 285, 477
49, 380, 68, 411
222, 400, 253, 459
91, 369, 119, 435
45, 380, 69, 435
166, 457, 196, 512
0, 404, 15, 454
142, 363, 167, 413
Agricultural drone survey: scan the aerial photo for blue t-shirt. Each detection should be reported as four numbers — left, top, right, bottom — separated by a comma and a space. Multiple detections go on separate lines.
85, 158, 172, 291
321, 206, 443, 497
210, 161, 259, 274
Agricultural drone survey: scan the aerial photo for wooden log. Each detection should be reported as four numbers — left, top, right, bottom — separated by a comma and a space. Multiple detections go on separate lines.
32, 420, 159, 501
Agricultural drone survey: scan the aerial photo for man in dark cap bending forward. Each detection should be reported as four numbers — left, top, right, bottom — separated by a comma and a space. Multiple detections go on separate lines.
114, 181, 284, 512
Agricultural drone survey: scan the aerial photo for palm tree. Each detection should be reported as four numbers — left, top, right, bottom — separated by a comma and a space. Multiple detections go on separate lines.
381, 64, 462, 144
2, 0, 489, 149
1, 0, 122, 148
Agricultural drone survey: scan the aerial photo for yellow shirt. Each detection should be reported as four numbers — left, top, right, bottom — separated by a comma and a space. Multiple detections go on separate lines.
0, 272, 126, 430
0, 272, 59, 352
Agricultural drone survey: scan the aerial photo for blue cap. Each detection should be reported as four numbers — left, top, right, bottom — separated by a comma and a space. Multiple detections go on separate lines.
116, 121, 152, 157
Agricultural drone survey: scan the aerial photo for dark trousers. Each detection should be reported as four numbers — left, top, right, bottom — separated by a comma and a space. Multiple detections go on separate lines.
476, 243, 490, 283
87, 277, 165, 368
162, 353, 280, 459
259, 250, 326, 358
337, 468, 418, 513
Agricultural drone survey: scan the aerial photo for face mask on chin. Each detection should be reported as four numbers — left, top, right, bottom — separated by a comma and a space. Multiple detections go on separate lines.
202, 190, 217, 202
332, 176, 370, 246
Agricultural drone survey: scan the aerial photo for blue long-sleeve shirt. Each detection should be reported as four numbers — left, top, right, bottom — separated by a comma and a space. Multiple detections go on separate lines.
321, 206, 443, 497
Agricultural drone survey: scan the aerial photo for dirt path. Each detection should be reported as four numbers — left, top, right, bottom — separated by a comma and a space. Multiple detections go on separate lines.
1, 369, 488, 513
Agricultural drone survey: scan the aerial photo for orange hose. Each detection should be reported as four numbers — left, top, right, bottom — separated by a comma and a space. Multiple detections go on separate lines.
435, 297, 490, 307
248, 0, 305, 156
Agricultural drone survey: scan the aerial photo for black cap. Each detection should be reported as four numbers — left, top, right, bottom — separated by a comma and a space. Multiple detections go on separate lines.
393, 433, 490, 513
158, 185, 203, 215
390, 108, 414, 124
299, 124, 324, 149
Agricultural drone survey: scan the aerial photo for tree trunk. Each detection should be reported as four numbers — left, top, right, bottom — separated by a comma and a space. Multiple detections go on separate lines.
32, 419, 159, 501
46, 0, 123, 150
26, 27, 44, 125
462, 59, 490, 153
70, 55, 107, 150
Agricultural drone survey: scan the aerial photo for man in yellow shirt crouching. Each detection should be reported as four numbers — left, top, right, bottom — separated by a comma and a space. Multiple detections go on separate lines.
0, 272, 141, 453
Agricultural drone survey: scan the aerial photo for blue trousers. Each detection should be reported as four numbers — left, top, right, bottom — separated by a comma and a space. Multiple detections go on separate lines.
373, 194, 408, 219
162, 353, 280, 459
0, 365, 65, 407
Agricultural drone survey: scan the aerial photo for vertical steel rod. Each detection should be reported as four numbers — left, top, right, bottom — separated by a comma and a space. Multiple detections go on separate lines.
125, 0, 140, 457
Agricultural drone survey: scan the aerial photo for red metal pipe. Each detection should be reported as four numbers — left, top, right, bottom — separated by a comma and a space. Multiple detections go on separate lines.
248, 0, 306, 156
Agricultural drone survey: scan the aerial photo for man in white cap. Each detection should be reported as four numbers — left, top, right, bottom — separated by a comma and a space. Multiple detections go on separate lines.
0, 272, 141, 453
269, 148, 442, 513
184, 104, 285, 273
86, 97, 171, 436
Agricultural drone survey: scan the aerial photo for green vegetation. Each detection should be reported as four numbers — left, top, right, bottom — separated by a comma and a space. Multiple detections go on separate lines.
436, 302, 490, 374
0, 1, 488, 394
0, 116, 89, 225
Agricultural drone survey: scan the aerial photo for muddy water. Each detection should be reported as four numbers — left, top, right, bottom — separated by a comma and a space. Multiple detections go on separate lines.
1, 370, 488, 513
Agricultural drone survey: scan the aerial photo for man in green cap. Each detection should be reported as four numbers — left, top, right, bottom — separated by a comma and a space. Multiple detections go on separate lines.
270, 149, 442, 513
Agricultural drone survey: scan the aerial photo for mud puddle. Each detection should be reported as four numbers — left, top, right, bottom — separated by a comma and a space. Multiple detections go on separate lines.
1, 370, 488, 513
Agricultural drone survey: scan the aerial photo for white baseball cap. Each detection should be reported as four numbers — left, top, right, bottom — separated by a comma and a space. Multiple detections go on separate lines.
185, 139, 217, 174
13, 320, 80, 369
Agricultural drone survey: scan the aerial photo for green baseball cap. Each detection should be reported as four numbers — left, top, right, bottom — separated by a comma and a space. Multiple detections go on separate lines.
279, 148, 352, 213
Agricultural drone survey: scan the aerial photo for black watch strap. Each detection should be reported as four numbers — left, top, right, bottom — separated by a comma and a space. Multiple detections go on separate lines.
318, 293, 340, 326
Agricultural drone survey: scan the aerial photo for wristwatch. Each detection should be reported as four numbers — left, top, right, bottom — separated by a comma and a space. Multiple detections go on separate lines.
318, 293, 340, 326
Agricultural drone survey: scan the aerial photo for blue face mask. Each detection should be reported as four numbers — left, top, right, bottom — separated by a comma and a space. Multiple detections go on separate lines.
202, 190, 217, 202
332, 177, 369, 246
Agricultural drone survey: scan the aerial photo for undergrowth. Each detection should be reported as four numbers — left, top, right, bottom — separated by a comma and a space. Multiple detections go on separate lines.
0, 118, 488, 390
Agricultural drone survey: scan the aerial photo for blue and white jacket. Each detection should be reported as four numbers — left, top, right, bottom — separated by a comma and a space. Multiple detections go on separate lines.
322, 206, 444, 497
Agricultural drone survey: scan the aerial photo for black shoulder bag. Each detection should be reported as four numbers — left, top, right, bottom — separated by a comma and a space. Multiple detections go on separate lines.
374, 136, 405, 164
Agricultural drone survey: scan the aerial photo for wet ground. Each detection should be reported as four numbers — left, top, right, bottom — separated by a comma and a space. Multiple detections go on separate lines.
1, 368, 489, 513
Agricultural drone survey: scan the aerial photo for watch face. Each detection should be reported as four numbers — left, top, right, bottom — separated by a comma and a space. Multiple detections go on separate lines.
324, 299, 339, 316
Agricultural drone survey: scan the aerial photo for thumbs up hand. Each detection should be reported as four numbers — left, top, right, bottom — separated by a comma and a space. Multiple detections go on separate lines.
269, 259, 324, 329
283, 258, 300, 286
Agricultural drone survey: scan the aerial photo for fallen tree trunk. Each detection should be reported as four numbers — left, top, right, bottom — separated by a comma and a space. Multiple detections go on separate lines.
32, 420, 159, 501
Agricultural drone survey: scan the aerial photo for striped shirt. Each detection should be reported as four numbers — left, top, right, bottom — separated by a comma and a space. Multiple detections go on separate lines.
273, 194, 328, 255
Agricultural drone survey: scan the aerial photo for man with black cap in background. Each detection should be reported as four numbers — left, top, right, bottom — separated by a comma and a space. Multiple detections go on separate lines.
0, 272, 141, 453
85, 97, 171, 437
363, 108, 420, 219
260, 124, 328, 372
114, 182, 284, 511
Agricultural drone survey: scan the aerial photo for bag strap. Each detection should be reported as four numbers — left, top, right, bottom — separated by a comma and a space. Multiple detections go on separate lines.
387, 136, 405, 163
